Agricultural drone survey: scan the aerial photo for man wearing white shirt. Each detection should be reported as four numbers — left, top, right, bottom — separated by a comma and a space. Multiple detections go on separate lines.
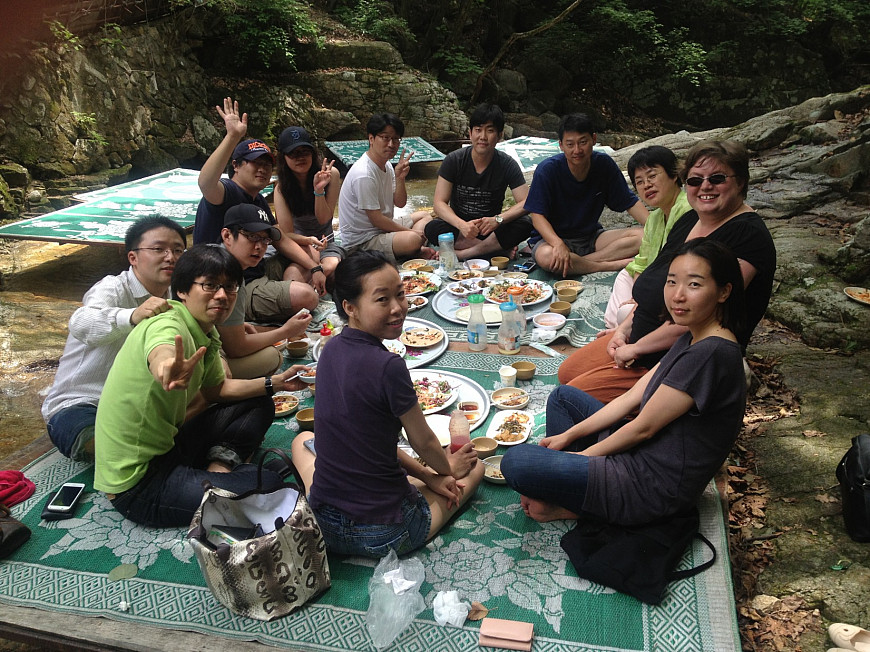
41, 217, 187, 460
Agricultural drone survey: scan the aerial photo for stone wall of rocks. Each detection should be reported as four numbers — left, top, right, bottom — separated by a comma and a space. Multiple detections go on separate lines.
0, 22, 466, 218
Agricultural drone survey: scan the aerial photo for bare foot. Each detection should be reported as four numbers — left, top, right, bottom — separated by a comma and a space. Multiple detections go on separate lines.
420, 246, 438, 260
521, 497, 578, 522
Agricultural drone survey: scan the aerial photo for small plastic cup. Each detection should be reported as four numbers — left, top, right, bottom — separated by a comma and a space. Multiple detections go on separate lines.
499, 365, 518, 387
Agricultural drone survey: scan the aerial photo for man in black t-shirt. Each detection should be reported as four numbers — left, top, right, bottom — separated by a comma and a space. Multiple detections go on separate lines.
421, 104, 531, 260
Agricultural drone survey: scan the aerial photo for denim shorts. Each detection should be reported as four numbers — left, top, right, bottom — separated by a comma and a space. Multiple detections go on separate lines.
313, 490, 431, 558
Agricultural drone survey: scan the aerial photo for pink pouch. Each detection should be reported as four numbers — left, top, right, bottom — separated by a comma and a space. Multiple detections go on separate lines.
478, 617, 534, 651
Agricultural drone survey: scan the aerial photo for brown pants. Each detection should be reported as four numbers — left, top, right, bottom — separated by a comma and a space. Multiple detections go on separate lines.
558, 335, 647, 403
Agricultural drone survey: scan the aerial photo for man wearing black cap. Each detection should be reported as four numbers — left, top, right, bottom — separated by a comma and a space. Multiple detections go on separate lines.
193, 97, 320, 315
218, 204, 312, 378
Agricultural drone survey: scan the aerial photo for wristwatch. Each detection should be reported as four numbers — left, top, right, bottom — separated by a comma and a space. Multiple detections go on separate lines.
495, 215, 504, 224
264, 376, 274, 397
310, 265, 323, 274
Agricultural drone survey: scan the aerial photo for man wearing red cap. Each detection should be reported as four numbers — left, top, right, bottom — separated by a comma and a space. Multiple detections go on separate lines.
194, 97, 322, 312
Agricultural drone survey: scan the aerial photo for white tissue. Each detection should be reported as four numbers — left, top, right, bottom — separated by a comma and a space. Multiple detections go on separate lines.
383, 567, 416, 594
531, 327, 557, 343
432, 590, 471, 627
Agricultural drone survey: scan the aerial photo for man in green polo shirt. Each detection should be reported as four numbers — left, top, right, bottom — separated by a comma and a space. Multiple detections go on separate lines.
94, 244, 308, 527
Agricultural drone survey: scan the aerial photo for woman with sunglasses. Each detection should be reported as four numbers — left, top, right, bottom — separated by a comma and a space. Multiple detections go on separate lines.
558, 139, 775, 403
273, 126, 344, 285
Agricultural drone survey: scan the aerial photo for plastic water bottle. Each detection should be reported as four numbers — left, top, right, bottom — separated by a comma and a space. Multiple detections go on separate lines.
449, 409, 471, 453
438, 233, 457, 277
466, 293, 487, 351
507, 286, 526, 335
497, 302, 521, 355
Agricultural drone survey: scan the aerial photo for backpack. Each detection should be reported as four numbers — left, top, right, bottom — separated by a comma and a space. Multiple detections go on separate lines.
836, 434, 870, 543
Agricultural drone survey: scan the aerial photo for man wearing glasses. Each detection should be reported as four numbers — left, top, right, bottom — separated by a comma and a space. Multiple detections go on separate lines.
526, 113, 649, 277
194, 97, 321, 311
94, 245, 309, 527
218, 204, 312, 378
337, 113, 433, 263
42, 217, 187, 461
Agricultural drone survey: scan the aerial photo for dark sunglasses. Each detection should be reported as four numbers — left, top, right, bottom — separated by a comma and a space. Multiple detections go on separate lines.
685, 174, 736, 187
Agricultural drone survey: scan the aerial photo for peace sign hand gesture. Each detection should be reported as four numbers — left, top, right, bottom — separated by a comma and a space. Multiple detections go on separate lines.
313, 158, 335, 194
394, 148, 414, 181
156, 335, 207, 392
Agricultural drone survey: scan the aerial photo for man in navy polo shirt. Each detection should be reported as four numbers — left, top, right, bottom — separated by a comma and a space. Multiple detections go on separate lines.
526, 113, 648, 277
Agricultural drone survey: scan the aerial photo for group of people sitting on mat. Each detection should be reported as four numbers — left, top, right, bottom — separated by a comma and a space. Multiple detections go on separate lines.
42, 97, 775, 562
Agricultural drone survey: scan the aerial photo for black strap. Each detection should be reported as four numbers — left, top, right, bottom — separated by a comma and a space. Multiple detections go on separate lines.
670, 533, 717, 581
257, 447, 305, 495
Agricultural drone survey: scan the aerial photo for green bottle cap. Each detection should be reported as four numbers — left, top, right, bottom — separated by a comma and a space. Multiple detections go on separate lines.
468, 293, 485, 303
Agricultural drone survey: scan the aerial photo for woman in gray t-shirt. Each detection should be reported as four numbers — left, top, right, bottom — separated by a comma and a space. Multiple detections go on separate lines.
502, 238, 748, 525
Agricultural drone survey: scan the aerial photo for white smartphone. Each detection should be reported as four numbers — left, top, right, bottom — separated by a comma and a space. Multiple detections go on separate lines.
46, 482, 86, 513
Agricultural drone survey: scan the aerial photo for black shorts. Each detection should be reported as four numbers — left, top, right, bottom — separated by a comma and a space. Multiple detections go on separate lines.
424, 216, 533, 250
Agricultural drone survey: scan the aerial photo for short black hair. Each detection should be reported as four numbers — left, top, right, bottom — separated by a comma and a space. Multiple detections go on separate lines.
332, 251, 395, 321
469, 104, 505, 133
627, 146, 681, 188
682, 139, 750, 199
367, 113, 405, 138
558, 113, 595, 140
171, 244, 243, 299
125, 216, 186, 253
668, 238, 746, 334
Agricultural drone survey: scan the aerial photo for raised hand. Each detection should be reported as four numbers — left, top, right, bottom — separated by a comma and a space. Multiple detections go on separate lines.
215, 97, 247, 141
394, 148, 414, 181
313, 158, 335, 194
157, 335, 207, 392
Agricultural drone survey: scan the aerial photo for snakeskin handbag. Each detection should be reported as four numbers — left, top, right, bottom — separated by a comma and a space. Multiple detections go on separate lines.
187, 449, 330, 621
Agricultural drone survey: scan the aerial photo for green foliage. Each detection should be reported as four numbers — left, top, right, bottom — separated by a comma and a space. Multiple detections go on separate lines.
71, 112, 109, 147
47, 21, 82, 51
99, 23, 125, 50
170, 0, 322, 70
432, 46, 482, 78
333, 0, 415, 47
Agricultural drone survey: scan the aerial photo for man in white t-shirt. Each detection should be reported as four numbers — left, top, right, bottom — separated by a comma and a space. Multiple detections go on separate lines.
337, 113, 433, 263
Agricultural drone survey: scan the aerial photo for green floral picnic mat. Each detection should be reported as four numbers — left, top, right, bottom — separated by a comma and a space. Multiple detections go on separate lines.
0, 351, 739, 651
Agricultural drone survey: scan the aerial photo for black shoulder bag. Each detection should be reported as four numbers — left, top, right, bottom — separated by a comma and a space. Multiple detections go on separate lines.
836, 433, 870, 542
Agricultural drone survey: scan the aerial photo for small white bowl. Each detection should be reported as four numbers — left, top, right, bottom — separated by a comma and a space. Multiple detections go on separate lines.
533, 313, 567, 330
297, 365, 317, 384
483, 455, 506, 484
464, 259, 490, 271
491, 387, 530, 410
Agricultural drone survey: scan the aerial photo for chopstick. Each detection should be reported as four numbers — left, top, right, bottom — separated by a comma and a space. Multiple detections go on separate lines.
481, 458, 501, 470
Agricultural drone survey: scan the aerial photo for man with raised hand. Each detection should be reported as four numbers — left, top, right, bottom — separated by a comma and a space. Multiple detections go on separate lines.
219, 204, 312, 379
422, 103, 531, 260
527, 113, 648, 277
94, 244, 309, 527
337, 113, 433, 263
194, 96, 322, 307
42, 216, 187, 461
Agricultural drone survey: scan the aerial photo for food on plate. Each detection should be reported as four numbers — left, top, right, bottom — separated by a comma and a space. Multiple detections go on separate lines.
299, 368, 317, 377
486, 280, 546, 305
845, 287, 870, 304
449, 269, 483, 281
408, 296, 427, 309
412, 376, 453, 411
402, 259, 429, 270
495, 391, 527, 407
486, 467, 504, 480
402, 274, 438, 295
493, 412, 531, 442
272, 393, 299, 416
400, 326, 444, 347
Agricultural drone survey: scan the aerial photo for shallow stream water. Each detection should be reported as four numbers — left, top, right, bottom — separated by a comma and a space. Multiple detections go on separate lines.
0, 163, 441, 462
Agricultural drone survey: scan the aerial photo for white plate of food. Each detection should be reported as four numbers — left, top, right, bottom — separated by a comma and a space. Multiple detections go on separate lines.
297, 365, 318, 384
464, 259, 490, 272
401, 258, 430, 271
446, 279, 490, 297
448, 269, 484, 281
844, 287, 870, 306
382, 339, 407, 357
484, 279, 553, 306
400, 271, 441, 296
553, 280, 584, 292
410, 372, 458, 415
501, 271, 528, 280
400, 325, 445, 348
407, 295, 428, 312
487, 410, 533, 445
491, 388, 530, 410
272, 392, 300, 417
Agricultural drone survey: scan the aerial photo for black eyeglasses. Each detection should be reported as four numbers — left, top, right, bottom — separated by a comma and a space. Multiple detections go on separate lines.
192, 281, 240, 295
132, 247, 186, 257
685, 174, 736, 187
239, 230, 273, 245
375, 134, 401, 145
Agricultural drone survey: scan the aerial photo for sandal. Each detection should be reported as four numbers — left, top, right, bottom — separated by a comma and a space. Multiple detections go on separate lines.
0, 502, 31, 558
830, 623, 870, 652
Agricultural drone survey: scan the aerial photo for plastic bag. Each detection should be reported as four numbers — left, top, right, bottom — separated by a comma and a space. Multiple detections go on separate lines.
365, 550, 426, 649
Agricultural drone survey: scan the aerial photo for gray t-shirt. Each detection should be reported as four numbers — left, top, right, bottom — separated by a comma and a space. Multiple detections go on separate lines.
584, 333, 746, 525
222, 279, 247, 328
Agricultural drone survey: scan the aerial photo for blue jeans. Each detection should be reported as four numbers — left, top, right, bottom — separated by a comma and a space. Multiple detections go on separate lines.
312, 490, 431, 558
501, 386, 608, 515
47, 404, 97, 460
110, 396, 281, 528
